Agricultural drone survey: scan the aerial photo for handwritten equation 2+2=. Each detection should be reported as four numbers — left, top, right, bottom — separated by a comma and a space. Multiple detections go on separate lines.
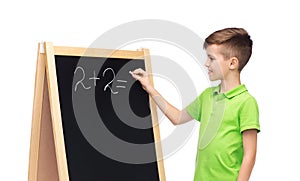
73, 66, 128, 95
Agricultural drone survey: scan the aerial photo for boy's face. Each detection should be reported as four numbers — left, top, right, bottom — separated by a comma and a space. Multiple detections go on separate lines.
205, 44, 230, 81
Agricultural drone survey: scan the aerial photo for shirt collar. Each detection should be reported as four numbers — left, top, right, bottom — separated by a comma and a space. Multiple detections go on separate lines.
213, 84, 248, 99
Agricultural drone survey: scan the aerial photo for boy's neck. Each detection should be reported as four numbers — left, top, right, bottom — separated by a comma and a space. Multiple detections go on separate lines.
219, 73, 241, 93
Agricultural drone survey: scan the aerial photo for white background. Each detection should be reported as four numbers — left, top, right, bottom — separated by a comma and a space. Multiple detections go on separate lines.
1, 0, 299, 180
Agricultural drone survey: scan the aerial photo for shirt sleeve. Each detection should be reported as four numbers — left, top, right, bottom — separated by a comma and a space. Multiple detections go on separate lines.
186, 87, 211, 122
239, 96, 260, 133
186, 95, 201, 121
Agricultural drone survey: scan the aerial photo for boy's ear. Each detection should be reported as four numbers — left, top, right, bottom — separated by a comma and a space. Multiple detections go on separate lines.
228, 57, 239, 70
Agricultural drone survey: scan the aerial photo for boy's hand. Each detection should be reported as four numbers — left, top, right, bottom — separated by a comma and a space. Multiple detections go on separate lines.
130, 68, 153, 92
130, 68, 193, 125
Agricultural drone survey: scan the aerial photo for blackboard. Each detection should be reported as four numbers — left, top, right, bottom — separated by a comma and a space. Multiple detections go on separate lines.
28, 43, 165, 181
55, 55, 160, 180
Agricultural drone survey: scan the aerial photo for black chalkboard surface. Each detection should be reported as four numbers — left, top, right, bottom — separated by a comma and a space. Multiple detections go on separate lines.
28, 43, 165, 181
55, 55, 160, 180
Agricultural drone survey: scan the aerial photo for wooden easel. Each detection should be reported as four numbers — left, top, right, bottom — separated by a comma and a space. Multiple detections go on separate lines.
28, 42, 67, 181
28, 42, 166, 181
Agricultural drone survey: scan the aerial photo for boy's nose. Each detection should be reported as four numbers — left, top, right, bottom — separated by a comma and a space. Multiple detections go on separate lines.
205, 59, 210, 67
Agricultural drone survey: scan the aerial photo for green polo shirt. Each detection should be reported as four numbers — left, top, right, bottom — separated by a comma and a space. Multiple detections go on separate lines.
186, 84, 260, 181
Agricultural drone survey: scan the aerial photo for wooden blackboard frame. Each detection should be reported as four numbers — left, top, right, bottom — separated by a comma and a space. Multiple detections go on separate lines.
28, 42, 165, 181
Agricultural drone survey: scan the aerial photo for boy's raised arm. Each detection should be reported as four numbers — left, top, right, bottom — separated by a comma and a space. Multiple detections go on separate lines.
130, 68, 193, 125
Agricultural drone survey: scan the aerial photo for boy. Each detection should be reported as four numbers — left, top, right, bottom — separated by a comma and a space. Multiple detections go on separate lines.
131, 28, 260, 181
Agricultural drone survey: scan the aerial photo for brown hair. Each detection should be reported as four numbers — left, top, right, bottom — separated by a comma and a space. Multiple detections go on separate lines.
204, 28, 253, 71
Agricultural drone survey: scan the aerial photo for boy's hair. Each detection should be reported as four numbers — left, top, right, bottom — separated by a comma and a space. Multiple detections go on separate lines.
204, 28, 253, 72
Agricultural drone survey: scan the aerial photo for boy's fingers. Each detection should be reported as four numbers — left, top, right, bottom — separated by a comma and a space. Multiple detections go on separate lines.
129, 70, 142, 80
129, 68, 147, 79
133, 68, 146, 75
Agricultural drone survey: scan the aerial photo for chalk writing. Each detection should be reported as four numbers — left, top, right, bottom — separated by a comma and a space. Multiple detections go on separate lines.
89, 71, 100, 86
74, 66, 91, 92
74, 66, 128, 95
103, 68, 118, 94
